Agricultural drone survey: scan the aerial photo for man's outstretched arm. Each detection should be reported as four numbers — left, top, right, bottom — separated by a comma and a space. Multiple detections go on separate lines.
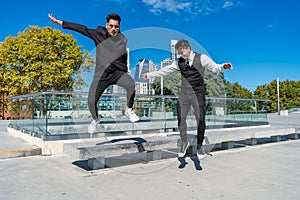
143, 62, 179, 80
48, 14, 97, 39
201, 54, 233, 73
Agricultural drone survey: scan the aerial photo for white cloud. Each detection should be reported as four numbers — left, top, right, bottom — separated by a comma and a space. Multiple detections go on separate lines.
150, 8, 163, 15
266, 21, 277, 29
142, 0, 246, 17
223, 1, 234, 9
142, 0, 191, 14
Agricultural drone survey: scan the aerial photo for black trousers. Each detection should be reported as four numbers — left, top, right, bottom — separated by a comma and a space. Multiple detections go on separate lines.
88, 70, 136, 120
177, 90, 206, 147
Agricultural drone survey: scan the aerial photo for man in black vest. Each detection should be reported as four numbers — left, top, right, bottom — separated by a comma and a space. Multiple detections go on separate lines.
143, 39, 233, 159
48, 13, 139, 134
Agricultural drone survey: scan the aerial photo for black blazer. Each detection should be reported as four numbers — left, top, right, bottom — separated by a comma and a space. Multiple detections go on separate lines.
62, 21, 128, 77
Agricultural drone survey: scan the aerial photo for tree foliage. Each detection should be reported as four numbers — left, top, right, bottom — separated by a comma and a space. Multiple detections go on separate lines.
225, 81, 253, 98
204, 70, 226, 97
254, 79, 300, 112
0, 25, 94, 97
151, 71, 181, 95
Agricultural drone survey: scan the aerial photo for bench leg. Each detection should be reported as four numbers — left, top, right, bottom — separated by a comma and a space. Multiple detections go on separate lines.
221, 141, 234, 149
270, 135, 281, 142
245, 138, 258, 146
88, 157, 105, 170
146, 150, 162, 161
288, 133, 299, 140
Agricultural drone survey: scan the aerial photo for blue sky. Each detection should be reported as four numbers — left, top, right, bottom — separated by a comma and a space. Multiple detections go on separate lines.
1, 0, 299, 91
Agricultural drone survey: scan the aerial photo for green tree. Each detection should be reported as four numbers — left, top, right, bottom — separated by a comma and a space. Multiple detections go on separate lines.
226, 82, 253, 98
254, 79, 300, 112
151, 71, 181, 95
204, 70, 226, 97
225, 82, 254, 114
0, 25, 94, 97
280, 80, 300, 109
267, 80, 279, 112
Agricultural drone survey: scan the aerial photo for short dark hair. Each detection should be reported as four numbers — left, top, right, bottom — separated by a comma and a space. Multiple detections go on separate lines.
106, 13, 121, 23
175, 39, 190, 50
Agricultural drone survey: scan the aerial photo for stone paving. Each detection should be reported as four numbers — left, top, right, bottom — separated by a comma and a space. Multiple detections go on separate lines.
0, 113, 299, 199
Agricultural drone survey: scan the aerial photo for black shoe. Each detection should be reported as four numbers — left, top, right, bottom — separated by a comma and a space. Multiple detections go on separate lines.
196, 147, 205, 160
178, 142, 189, 157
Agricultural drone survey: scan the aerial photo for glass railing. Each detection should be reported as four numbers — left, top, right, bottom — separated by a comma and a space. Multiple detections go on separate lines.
7, 91, 268, 140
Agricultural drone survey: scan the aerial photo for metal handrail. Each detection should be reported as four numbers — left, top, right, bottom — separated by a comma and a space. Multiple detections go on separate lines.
7, 90, 267, 102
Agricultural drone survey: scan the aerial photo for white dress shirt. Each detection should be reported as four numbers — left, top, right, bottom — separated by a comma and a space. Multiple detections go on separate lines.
147, 51, 226, 78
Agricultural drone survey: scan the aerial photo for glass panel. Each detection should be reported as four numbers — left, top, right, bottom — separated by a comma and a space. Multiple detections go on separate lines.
8, 91, 268, 140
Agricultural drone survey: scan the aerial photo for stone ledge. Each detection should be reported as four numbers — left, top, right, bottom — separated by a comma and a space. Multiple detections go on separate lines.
0, 147, 41, 159
64, 136, 179, 160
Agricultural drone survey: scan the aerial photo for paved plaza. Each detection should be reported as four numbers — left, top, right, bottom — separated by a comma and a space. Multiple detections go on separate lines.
0, 113, 299, 200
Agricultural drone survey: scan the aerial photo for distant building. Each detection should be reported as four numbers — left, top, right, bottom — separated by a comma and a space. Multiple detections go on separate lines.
171, 39, 179, 62
134, 58, 158, 95
134, 58, 149, 83
133, 40, 179, 95
0, 92, 12, 120
161, 58, 173, 68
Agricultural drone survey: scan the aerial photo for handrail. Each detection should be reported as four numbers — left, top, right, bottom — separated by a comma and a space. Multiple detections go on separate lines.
7, 90, 267, 102
7, 90, 269, 140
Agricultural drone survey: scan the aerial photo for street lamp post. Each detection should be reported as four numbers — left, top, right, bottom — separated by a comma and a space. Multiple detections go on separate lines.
160, 76, 163, 96
277, 77, 280, 115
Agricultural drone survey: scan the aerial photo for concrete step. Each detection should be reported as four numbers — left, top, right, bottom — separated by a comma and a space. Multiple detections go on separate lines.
0, 147, 42, 159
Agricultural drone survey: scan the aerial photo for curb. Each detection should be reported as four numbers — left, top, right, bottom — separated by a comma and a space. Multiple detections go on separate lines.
0, 147, 42, 159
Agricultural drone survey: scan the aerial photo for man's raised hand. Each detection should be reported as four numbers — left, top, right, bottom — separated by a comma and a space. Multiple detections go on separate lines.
48, 14, 62, 25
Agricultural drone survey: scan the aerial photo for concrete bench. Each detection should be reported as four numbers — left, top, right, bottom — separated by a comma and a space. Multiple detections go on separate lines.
63, 127, 300, 170
64, 135, 182, 170
63, 133, 216, 170
205, 127, 300, 148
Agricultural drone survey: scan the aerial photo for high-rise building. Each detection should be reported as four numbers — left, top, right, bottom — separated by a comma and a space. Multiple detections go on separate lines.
132, 40, 179, 95
134, 58, 149, 83
133, 58, 158, 94
171, 39, 178, 62
161, 58, 173, 68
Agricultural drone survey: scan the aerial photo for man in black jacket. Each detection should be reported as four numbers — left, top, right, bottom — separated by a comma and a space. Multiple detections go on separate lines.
49, 13, 139, 134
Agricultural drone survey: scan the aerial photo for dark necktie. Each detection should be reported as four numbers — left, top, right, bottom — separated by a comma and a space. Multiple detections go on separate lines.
185, 59, 190, 68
